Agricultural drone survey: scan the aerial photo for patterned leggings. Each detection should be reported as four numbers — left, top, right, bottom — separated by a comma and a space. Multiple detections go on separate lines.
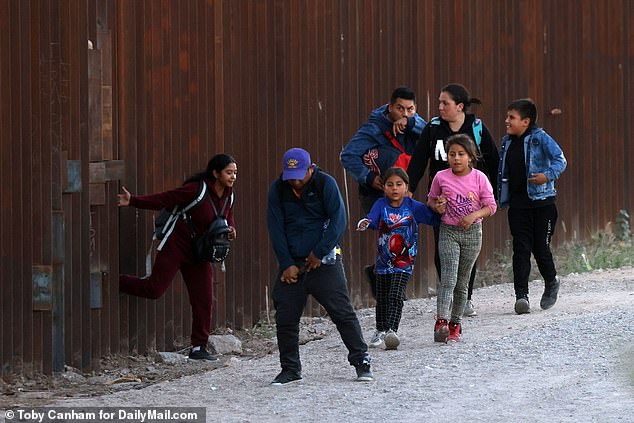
375, 272, 410, 332
437, 223, 482, 323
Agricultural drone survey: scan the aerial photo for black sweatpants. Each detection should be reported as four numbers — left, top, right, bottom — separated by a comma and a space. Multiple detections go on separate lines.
508, 204, 558, 299
272, 258, 369, 373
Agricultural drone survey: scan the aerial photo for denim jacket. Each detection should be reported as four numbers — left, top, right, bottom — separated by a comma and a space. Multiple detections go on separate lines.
497, 127, 567, 208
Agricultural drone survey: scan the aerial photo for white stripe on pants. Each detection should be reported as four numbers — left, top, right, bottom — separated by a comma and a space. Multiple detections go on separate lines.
437, 222, 482, 323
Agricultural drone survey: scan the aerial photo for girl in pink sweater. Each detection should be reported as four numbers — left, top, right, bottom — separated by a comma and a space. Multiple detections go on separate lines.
428, 134, 497, 342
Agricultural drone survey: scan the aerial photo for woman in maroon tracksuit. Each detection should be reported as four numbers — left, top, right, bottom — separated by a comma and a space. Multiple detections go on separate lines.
117, 154, 237, 361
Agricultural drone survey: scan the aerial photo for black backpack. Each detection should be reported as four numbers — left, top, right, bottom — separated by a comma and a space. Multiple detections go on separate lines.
191, 194, 233, 264
148, 181, 234, 267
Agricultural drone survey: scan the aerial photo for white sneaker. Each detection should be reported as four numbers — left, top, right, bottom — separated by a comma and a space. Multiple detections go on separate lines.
384, 330, 400, 350
368, 330, 386, 348
463, 299, 477, 317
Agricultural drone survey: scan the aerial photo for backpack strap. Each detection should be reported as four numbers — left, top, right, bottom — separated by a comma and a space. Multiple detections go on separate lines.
184, 191, 230, 242
183, 181, 208, 212
157, 181, 207, 251
472, 118, 482, 149
311, 169, 327, 203
384, 131, 406, 154
431, 116, 481, 148
208, 194, 230, 219
156, 206, 180, 251
432, 116, 481, 149
384, 130, 412, 170
277, 168, 328, 204
146, 181, 208, 274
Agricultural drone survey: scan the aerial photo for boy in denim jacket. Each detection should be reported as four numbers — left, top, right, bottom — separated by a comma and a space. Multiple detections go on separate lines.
498, 99, 567, 314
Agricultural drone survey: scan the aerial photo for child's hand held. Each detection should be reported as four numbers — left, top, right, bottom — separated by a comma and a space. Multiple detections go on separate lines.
434, 195, 447, 214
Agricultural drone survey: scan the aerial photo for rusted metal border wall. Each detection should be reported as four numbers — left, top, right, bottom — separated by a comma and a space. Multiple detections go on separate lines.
0, 0, 91, 374
1, 0, 632, 375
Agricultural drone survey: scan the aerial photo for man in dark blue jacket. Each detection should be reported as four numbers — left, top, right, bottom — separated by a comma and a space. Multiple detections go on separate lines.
267, 148, 373, 385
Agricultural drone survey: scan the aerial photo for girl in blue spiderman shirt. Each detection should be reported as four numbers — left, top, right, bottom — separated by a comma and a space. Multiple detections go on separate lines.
357, 167, 439, 350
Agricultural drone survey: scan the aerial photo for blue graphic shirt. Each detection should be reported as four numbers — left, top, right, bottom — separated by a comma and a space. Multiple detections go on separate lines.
365, 197, 439, 275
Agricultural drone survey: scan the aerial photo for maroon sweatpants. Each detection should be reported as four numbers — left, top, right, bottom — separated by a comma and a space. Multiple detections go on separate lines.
120, 240, 214, 347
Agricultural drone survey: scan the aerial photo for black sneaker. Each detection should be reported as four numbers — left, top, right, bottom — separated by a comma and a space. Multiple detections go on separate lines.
363, 264, 377, 299
540, 276, 560, 310
188, 346, 218, 361
514, 296, 531, 314
271, 370, 302, 386
355, 359, 374, 382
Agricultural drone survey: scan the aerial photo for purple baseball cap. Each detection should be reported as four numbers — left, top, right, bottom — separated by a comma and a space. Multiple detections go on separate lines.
282, 148, 311, 180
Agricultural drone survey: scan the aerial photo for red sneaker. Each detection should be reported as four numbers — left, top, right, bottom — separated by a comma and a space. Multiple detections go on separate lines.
448, 321, 462, 342
434, 319, 449, 343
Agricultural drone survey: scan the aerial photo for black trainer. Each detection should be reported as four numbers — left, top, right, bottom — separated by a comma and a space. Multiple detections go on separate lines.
271, 369, 302, 386
188, 346, 218, 361
540, 276, 560, 310
355, 359, 374, 382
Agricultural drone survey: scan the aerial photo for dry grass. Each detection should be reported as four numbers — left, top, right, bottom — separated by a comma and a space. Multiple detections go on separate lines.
478, 211, 633, 286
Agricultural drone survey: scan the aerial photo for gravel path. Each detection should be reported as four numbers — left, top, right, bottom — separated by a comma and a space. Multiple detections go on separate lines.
52, 267, 634, 423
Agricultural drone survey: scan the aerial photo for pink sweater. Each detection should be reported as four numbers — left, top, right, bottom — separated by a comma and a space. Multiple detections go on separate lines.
428, 168, 497, 226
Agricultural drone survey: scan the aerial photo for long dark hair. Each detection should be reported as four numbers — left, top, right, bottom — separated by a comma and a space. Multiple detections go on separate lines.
441, 83, 482, 112
185, 154, 237, 184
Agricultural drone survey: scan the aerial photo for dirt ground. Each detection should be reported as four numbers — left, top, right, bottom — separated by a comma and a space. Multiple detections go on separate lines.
0, 328, 278, 408
2, 267, 634, 422
0, 318, 327, 409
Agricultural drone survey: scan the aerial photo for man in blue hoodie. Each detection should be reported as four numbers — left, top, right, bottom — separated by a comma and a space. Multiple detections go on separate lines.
267, 148, 373, 385
340, 86, 426, 296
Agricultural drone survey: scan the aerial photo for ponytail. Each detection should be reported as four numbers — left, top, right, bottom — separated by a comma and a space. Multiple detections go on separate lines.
441, 83, 481, 112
